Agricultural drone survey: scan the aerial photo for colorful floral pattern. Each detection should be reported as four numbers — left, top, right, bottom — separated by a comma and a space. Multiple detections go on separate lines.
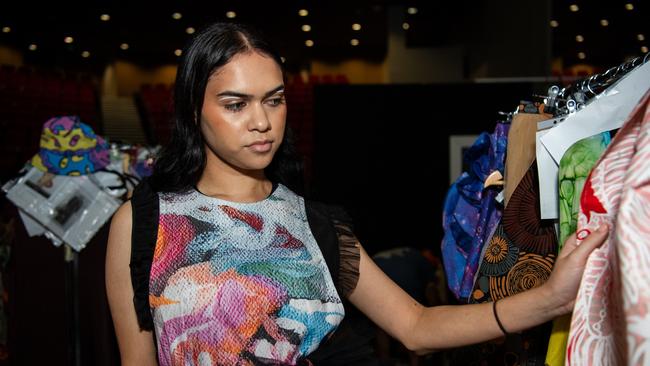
151, 185, 344, 365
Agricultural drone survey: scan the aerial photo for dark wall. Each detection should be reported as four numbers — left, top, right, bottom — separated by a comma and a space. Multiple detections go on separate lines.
308, 83, 537, 256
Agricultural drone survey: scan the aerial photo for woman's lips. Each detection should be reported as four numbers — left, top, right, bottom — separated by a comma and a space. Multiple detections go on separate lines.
247, 140, 272, 153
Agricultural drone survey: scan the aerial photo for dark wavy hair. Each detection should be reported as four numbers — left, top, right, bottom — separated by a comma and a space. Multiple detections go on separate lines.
148, 22, 303, 194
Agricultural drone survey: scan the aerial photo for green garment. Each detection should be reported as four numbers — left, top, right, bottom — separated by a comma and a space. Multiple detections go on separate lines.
546, 131, 611, 366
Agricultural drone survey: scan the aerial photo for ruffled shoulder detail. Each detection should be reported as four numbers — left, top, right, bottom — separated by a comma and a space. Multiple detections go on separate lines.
129, 179, 159, 331
305, 201, 361, 298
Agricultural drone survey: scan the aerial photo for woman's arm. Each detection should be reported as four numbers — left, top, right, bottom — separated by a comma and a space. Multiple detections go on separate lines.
348, 225, 609, 354
105, 201, 158, 365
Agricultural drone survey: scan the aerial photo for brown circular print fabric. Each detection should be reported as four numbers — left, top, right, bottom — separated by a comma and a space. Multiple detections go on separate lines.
502, 164, 558, 256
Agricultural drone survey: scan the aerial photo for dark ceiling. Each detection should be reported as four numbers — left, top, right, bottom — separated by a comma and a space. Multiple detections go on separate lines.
0, 1, 647, 75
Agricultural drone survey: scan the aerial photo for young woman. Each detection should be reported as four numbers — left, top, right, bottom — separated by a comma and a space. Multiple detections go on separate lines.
105, 22, 609, 365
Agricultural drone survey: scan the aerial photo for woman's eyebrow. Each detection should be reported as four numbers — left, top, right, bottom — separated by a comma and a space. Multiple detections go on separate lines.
263, 85, 285, 98
216, 85, 284, 99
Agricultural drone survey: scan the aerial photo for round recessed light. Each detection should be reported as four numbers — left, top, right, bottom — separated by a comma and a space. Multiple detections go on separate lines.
625, 3, 634, 10
186, 27, 195, 34
28, 44, 37, 51
305, 39, 314, 47
642, 46, 648, 53
64, 36, 74, 44
226, 11, 236, 19
120, 43, 129, 50
298, 9, 308, 17
2, 26, 11, 33
577, 52, 586, 60
352, 23, 361, 31
81, 51, 90, 58
402, 22, 410, 30
350, 39, 359, 46
600, 19, 609, 26
638, 34, 645, 41
569, 4, 579, 12
301, 24, 311, 32
550, 20, 559, 28
576, 35, 584, 42
174, 49, 182, 56
172, 12, 182, 20
407, 7, 418, 15
100, 14, 110, 21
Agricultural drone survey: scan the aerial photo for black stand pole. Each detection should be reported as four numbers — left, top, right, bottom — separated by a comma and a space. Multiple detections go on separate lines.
64, 245, 81, 366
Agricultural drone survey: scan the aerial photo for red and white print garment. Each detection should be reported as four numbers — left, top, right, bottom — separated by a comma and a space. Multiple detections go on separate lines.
567, 90, 650, 366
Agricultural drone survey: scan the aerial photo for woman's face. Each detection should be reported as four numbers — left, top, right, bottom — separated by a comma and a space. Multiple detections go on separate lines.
200, 51, 286, 172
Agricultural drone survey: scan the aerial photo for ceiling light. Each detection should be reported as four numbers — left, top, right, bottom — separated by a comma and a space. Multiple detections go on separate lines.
186, 27, 195, 34
625, 3, 634, 10
600, 19, 609, 26
28, 44, 37, 51
569, 4, 579, 12
298, 9, 308, 17
642, 46, 648, 53
172, 12, 182, 20
226, 11, 236, 19
638, 34, 645, 41
120, 43, 129, 50
174, 49, 182, 56
577, 52, 586, 60
64, 36, 74, 44
350, 39, 359, 46
305, 39, 314, 47
407, 7, 418, 15
402, 22, 410, 30
81, 51, 90, 58
550, 20, 559, 28
2, 26, 11, 33
100, 14, 110, 21
301, 24, 311, 32
576, 35, 584, 42
352, 23, 361, 31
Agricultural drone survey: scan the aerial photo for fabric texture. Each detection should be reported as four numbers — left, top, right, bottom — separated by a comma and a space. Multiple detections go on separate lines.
456, 163, 557, 366
545, 132, 611, 366
567, 91, 650, 366
442, 122, 509, 300
30, 115, 109, 175
129, 180, 372, 365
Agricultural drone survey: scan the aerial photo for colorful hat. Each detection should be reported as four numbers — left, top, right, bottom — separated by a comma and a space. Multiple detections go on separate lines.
30, 116, 110, 176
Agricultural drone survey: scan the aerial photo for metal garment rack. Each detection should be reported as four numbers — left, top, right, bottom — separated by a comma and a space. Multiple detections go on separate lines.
544, 53, 650, 117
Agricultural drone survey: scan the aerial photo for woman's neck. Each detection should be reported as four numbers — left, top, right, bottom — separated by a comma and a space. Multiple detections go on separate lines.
196, 154, 272, 203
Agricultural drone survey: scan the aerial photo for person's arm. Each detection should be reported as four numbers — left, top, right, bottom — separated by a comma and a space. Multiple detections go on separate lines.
348, 225, 609, 354
105, 201, 158, 365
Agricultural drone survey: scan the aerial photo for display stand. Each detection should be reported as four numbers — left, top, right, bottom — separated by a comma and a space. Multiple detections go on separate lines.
63, 245, 80, 366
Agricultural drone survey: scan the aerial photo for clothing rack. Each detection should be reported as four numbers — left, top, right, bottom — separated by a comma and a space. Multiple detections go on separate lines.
544, 53, 650, 117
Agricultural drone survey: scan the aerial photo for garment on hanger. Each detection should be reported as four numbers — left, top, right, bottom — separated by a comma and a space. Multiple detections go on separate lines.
455, 163, 557, 366
441, 122, 508, 300
567, 91, 650, 366
504, 112, 551, 207
545, 131, 611, 366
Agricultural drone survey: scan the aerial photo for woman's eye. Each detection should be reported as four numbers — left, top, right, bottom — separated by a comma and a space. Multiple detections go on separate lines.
267, 97, 285, 106
225, 102, 246, 112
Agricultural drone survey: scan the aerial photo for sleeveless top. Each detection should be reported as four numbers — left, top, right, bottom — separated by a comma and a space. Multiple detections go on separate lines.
130, 181, 378, 365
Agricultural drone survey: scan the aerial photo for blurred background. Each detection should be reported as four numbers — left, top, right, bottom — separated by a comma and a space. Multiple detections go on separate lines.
0, 1, 648, 365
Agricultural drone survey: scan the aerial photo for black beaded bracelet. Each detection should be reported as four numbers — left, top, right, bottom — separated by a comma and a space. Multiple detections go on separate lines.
493, 299, 510, 336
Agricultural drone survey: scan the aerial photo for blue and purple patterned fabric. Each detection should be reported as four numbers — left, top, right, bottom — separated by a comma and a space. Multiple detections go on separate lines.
441, 122, 509, 301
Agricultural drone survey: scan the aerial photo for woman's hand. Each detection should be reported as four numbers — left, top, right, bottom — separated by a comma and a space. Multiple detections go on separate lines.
541, 225, 609, 316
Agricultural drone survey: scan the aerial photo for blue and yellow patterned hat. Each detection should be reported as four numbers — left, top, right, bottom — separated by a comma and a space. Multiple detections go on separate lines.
30, 116, 110, 175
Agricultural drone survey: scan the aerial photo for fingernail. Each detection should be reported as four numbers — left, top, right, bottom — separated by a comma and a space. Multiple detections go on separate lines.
598, 224, 608, 232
